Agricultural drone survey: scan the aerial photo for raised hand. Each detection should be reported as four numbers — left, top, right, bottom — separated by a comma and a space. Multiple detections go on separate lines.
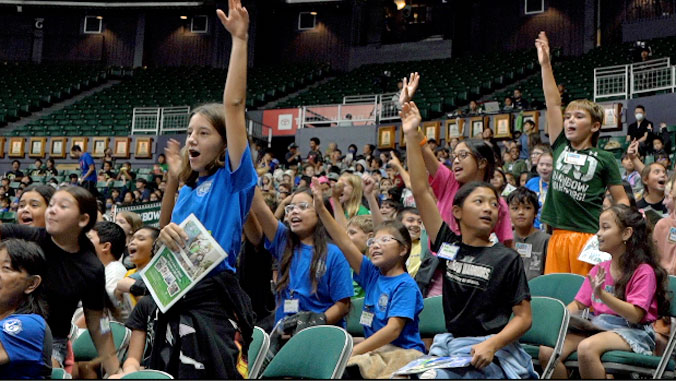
310, 177, 324, 210
216, 0, 249, 41
164, 139, 183, 179
535, 31, 551, 66
399, 72, 420, 105
399, 101, 422, 135
588, 266, 606, 298
627, 138, 639, 159
388, 153, 402, 169
362, 173, 376, 196
331, 181, 345, 201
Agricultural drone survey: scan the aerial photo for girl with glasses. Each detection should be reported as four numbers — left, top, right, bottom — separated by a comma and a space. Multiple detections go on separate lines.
311, 178, 425, 378
251, 187, 353, 326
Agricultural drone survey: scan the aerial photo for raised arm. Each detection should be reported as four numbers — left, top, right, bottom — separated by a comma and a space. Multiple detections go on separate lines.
362, 174, 384, 228
402, 102, 444, 243
398, 72, 420, 105
536, 31, 563, 142
217, 0, 249, 171
627, 139, 645, 173
311, 178, 364, 273
159, 139, 181, 228
388, 154, 412, 190
251, 187, 279, 243
243, 212, 263, 246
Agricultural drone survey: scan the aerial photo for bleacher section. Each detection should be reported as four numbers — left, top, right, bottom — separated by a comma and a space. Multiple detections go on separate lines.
490, 35, 676, 106
276, 50, 541, 119
9, 63, 329, 137
0, 63, 106, 128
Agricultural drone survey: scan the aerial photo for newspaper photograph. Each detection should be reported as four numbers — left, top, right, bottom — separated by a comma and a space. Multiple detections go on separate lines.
140, 213, 228, 313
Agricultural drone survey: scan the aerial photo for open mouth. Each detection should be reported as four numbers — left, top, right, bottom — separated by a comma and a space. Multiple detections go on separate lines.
371, 250, 383, 259
128, 247, 138, 257
188, 149, 200, 158
19, 214, 33, 225
479, 215, 493, 224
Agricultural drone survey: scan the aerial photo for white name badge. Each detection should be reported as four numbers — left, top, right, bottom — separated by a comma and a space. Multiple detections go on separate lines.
564, 152, 587, 166
359, 310, 374, 327
283, 299, 299, 314
669, 227, 676, 243
515, 242, 533, 258
438, 243, 459, 261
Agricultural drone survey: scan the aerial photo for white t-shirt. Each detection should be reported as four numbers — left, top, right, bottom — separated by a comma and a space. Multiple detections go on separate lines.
105, 261, 130, 321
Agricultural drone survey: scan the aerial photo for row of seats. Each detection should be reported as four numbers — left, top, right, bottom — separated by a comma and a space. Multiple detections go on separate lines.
9, 63, 329, 137
0, 63, 106, 127
276, 49, 542, 119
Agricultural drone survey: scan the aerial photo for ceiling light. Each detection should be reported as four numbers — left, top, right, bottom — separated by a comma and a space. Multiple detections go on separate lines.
394, 0, 406, 10
180, 15, 188, 19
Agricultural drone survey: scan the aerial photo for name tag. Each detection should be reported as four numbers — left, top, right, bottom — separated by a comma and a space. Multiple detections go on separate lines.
359, 310, 374, 327
564, 152, 587, 166
283, 299, 299, 313
515, 242, 533, 258
669, 227, 676, 243
438, 243, 459, 261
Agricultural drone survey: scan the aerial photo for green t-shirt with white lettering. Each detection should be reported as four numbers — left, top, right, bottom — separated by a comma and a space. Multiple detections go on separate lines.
541, 133, 622, 234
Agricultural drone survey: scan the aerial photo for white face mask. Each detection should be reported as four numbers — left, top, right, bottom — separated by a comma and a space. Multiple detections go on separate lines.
635, 113, 644, 121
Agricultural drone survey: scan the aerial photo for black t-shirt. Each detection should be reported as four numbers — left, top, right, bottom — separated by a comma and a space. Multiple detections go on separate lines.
285, 151, 301, 167
5, 170, 24, 181
0, 225, 106, 339
627, 119, 654, 141
46, 167, 59, 177
637, 196, 668, 214
125, 296, 158, 367
432, 222, 531, 337
306, 150, 323, 164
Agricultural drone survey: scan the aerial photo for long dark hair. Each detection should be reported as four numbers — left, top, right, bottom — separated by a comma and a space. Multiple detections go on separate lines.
3, 239, 49, 318
456, 139, 496, 183
57, 186, 98, 244
276, 188, 330, 297
21, 184, 55, 206
605, 205, 670, 317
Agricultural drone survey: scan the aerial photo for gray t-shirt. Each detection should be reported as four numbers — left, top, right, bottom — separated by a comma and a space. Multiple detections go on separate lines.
514, 230, 550, 280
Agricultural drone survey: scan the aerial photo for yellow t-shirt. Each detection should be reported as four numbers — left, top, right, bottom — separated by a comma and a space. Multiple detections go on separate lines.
124, 268, 139, 306
406, 240, 422, 278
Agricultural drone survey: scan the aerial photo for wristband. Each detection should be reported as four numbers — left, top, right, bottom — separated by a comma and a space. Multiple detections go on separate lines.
419, 136, 428, 147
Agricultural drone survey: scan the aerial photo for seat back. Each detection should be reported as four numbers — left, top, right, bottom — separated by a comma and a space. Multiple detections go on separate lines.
346, 297, 364, 336
529, 273, 585, 306
520, 296, 569, 379
121, 370, 174, 379
51, 368, 72, 379
418, 296, 445, 337
72, 321, 131, 362
261, 325, 352, 379
248, 326, 270, 379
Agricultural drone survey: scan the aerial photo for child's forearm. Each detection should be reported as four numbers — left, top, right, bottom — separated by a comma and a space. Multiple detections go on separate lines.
365, 192, 384, 227
485, 300, 531, 353
351, 317, 406, 356
598, 290, 646, 324
324, 298, 351, 325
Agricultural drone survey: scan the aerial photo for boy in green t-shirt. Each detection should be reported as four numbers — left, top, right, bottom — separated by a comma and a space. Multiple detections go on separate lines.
536, 31, 628, 275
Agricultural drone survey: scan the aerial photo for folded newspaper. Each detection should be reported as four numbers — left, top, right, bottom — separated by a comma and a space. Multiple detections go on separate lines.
140, 214, 228, 313
393, 355, 474, 376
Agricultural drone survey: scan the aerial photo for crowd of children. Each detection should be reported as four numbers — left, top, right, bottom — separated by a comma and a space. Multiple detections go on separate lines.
2, 21, 676, 381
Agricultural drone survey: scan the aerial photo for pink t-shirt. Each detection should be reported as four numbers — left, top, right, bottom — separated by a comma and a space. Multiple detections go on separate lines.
575, 261, 659, 323
654, 216, 676, 275
429, 164, 513, 242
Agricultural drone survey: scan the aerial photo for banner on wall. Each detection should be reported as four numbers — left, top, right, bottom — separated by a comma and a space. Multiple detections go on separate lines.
262, 108, 301, 136
110, 202, 162, 227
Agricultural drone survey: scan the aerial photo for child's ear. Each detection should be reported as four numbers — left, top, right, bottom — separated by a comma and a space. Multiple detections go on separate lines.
477, 158, 487, 171
452, 205, 462, 221
591, 121, 602, 134
367, 232, 374, 239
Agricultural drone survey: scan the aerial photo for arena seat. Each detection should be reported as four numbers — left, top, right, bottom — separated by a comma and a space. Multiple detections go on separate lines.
528, 273, 585, 306
72, 321, 131, 362
120, 370, 173, 379
248, 326, 270, 379
261, 325, 352, 379
418, 295, 445, 338
346, 297, 365, 337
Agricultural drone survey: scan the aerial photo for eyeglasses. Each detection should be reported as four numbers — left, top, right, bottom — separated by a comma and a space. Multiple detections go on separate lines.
451, 151, 473, 162
367, 235, 403, 247
284, 202, 313, 214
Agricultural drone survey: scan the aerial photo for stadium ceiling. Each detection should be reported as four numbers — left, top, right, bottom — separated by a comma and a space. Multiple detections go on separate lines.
0, 0, 204, 7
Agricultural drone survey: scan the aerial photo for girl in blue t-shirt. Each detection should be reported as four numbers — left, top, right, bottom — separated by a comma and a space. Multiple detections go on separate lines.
0, 239, 52, 379
310, 179, 425, 376
251, 187, 354, 325
152, 2, 257, 378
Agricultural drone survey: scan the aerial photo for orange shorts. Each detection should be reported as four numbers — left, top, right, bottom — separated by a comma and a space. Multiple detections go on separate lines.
544, 229, 594, 276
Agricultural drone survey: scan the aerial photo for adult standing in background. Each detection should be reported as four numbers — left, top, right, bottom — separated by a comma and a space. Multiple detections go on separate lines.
70, 145, 99, 198
626, 105, 654, 155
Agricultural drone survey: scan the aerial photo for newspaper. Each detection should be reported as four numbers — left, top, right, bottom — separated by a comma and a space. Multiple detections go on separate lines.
393, 355, 473, 376
577, 235, 612, 265
568, 310, 606, 334
140, 213, 228, 313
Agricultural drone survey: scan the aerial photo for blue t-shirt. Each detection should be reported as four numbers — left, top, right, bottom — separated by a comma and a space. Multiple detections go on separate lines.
265, 221, 354, 325
80, 152, 97, 182
519, 132, 529, 160
354, 257, 425, 352
525, 176, 548, 229
0, 314, 52, 379
171, 146, 257, 274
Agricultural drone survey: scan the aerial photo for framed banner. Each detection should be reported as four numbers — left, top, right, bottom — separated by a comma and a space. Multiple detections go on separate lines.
494, 114, 512, 138
470, 117, 485, 138
92, 137, 109, 158
113, 137, 131, 159
70, 137, 88, 153
135, 137, 153, 159
378, 126, 396, 149
522, 111, 539, 131
28, 137, 47, 158
0, 137, 6, 158
423, 121, 440, 142
50, 137, 67, 158
445, 118, 464, 139
601, 103, 623, 132
8, 137, 24, 158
